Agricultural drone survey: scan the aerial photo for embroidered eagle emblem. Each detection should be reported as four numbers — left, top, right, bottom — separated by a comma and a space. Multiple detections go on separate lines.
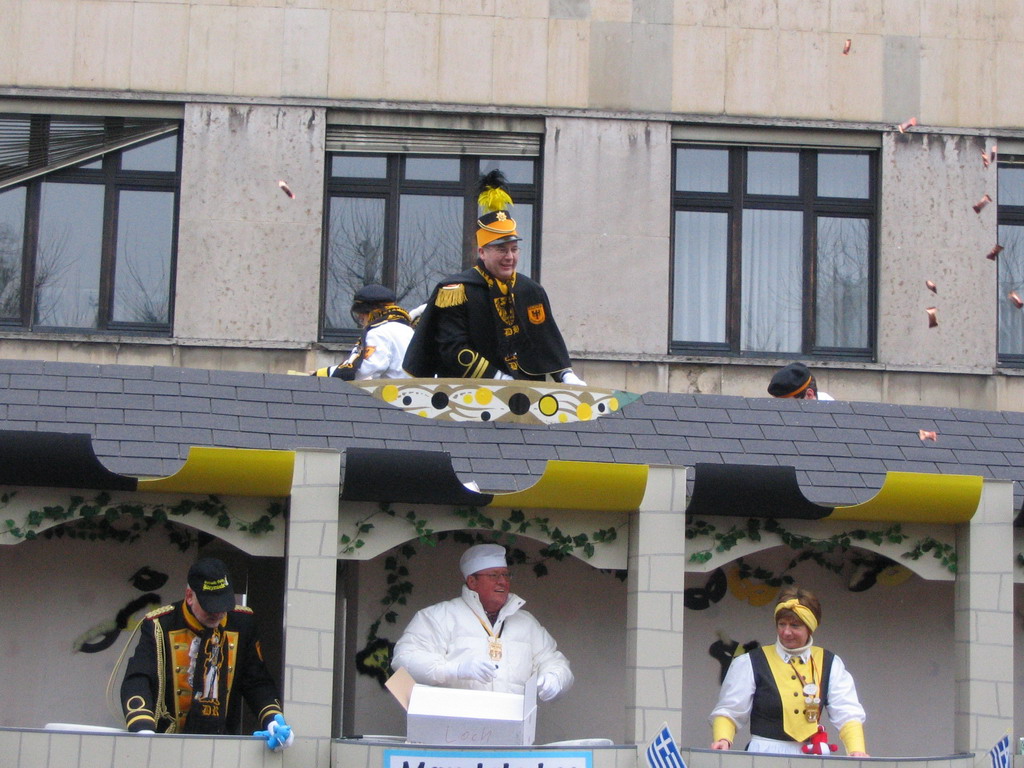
527, 303, 546, 324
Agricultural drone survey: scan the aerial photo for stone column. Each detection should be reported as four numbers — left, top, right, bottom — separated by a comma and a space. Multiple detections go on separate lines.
954, 479, 1014, 753
282, 449, 341, 767
625, 465, 689, 744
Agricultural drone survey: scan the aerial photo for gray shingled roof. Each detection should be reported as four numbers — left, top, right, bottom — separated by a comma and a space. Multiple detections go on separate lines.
1, 358, 1022, 510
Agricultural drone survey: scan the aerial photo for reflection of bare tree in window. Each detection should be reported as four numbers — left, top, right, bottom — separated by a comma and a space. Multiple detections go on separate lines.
114, 241, 169, 323
998, 226, 1024, 355
816, 217, 868, 348
33, 226, 98, 328
396, 195, 463, 311
326, 195, 464, 329
325, 197, 384, 329
0, 223, 22, 317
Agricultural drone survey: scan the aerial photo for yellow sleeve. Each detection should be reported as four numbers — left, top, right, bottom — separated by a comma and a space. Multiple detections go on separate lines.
839, 720, 866, 754
712, 715, 737, 745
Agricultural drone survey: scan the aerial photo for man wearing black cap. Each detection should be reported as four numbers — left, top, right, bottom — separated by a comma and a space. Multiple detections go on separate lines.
313, 283, 415, 380
767, 362, 834, 401
120, 558, 292, 747
403, 171, 584, 384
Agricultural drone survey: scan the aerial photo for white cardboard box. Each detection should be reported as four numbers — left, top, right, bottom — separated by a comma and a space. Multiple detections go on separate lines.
387, 668, 538, 747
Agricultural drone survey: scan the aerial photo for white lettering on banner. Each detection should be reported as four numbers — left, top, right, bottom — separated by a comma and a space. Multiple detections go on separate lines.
383, 748, 592, 768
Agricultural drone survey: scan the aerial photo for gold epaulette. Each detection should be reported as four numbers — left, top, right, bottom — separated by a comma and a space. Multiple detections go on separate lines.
435, 283, 467, 308
145, 604, 175, 619
232, 604, 253, 614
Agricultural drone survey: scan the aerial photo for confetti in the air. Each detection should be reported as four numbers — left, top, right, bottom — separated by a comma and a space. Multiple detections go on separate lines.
925, 280, 937, 293
843, 39, 852, 55
278, 180, 296, 199
1010, 291, 1024, 309
987, 244, 1004, 260
918, 430, 938, 442
926, 307, 938, 328
897, 117, 918, 133
973, 194, 992, 213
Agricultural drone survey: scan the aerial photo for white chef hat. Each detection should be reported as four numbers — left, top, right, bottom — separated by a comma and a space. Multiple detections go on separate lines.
459, 543, 507, 578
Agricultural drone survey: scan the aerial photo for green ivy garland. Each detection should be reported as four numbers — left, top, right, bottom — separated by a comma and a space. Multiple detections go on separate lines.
686, 517, 958, 574
341, 503, 625, 644
1, 491, 283, 551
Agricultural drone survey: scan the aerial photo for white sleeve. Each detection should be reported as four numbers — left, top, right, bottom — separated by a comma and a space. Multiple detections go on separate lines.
708, 652, 755, 730
391, 605, 455, 686
354, 328, 393, 380
530, 621, 573, 697
825, 654, 866, 728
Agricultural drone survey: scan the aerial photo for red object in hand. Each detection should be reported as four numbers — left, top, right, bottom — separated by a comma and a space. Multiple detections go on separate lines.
802, 725, 838, 755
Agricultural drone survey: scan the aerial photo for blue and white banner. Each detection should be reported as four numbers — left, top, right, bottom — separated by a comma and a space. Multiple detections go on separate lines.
646, 723, 686, 768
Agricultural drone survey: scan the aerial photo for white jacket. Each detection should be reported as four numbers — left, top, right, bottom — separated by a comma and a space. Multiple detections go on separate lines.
326, 321, 414, 380
392, 585, 573, 700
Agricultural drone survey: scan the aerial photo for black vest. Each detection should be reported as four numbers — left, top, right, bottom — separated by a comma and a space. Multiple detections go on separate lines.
748, 646, 835, 741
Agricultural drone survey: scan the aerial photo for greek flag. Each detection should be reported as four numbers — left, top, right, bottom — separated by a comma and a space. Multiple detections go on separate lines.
646, 723, 686, 768
987, 734, 1011, 768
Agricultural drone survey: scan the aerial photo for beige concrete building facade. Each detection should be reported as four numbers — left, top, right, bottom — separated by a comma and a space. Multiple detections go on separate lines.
2, 0, 1024, 408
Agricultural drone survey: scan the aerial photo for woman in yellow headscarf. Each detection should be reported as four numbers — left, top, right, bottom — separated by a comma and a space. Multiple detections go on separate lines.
708, 586, 868, 756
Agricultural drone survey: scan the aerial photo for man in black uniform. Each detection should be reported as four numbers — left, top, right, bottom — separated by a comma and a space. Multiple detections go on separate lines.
120, 557, 293, 748
403, 170, 585, 384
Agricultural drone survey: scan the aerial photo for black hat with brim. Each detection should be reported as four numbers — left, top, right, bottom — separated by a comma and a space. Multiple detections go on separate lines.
187, 557, 236, 613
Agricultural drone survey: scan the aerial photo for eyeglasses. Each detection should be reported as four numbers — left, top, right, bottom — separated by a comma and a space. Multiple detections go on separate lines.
475, 571, 511, 581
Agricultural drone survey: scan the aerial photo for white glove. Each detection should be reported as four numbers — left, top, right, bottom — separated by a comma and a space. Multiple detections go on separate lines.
448, 658, 498, 683
537, 673, 561, 702
409, 303, 427, 322
136, 730, 155, 734
560, 371, 586, 386
493, 371, 515, 381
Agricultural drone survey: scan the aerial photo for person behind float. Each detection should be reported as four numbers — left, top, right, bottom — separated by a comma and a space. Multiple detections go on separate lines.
402, 170, 584, 385
391, 543, 573, 702
119, 557, 294, 750
767, 362, 834, 401
312, 283, 415, 380
709, 585, 867, 756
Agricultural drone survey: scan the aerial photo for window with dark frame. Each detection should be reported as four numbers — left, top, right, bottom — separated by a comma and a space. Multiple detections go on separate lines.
671, 144, 877, 358
321, 152, 539, 341
0, 114, 180, 333
997, 160, 1024, 364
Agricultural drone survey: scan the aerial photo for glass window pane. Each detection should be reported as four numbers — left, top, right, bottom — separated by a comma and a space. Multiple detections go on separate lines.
479, 158, 534, 185
404, 157, 460, 182
510, 203, 533, 278
818, 153, 869, 199
675, 147, 729, 193
121, 134, 177, 172
112, 190, 174, 324
324, 196, 386, 330
998, 167, 1024, 207
747, 151, 799, 196
998, 224, 1024, 356
816, 216, 869, 348
0, 186, 26, 319
331, 155, 387, 178
673, 210, 728, 343
36, 182, 104, 328
741, 208, 803, 352
396, 194, 463, 311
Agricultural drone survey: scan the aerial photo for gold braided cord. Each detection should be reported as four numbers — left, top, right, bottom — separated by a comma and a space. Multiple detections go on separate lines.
106, 622, 144, 728
151, 620, 178, 732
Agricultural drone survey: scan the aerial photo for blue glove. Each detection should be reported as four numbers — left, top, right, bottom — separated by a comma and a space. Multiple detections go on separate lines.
254, 714, 294, 751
